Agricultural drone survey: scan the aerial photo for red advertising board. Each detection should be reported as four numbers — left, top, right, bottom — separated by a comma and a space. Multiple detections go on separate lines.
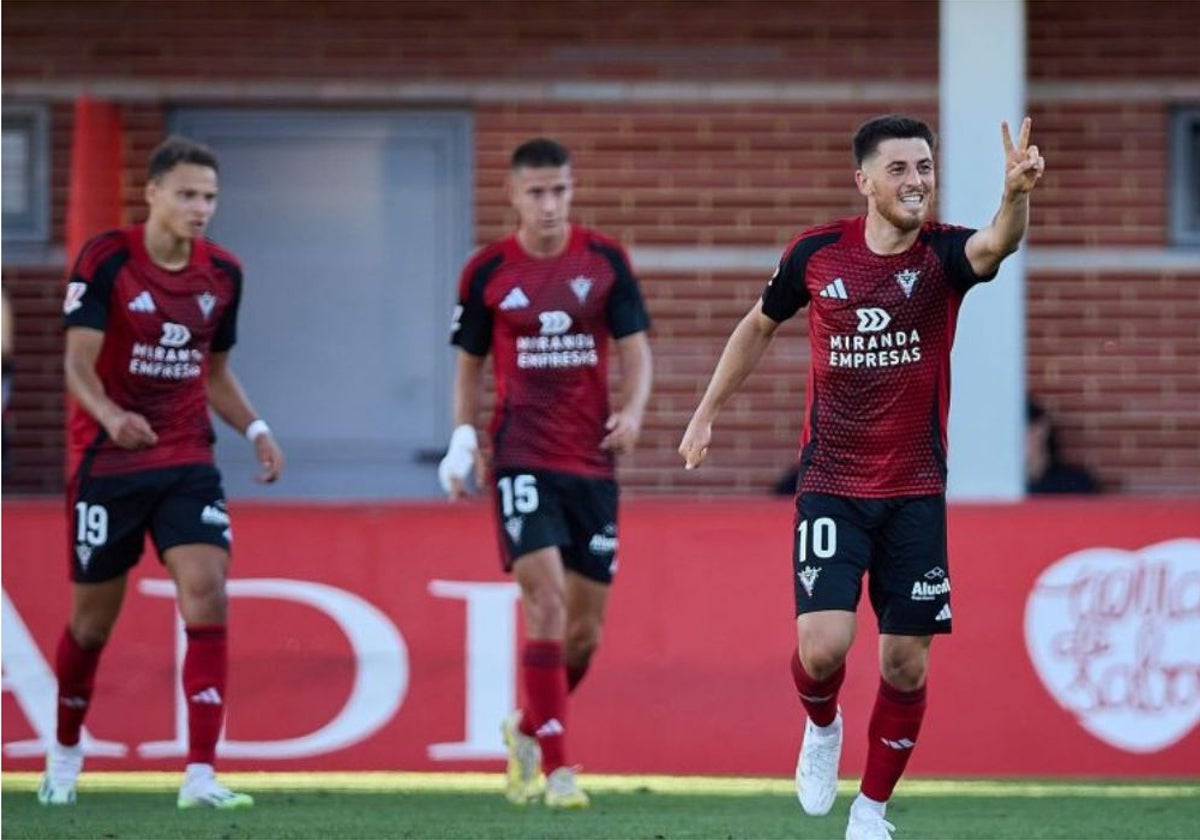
3, 498, 1198, 776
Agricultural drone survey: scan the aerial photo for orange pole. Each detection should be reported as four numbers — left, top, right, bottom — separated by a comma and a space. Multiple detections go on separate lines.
65, 97, 123, 264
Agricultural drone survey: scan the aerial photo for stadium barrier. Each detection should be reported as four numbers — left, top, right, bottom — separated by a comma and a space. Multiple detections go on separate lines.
3, 498, 1197, 776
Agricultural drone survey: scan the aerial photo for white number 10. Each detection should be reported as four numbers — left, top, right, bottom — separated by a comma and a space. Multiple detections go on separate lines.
797, 516, 837, 563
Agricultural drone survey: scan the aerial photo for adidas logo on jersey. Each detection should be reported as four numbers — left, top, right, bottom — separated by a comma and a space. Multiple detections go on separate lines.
128, 291, 156, 313
935, 603, 952, 622
499, 287, 530, 310
818, 278, 848, 300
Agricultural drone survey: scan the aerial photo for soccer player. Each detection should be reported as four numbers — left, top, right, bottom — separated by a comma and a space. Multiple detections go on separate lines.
679, 115, 1044, 840
439, 137, 652, 808
42, 136, 283, 809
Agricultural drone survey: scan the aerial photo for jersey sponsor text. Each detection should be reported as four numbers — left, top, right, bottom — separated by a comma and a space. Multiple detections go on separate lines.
829, 329, 922, 369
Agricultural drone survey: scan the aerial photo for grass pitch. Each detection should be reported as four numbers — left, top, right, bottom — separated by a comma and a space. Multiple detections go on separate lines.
2, 772, 1198, 839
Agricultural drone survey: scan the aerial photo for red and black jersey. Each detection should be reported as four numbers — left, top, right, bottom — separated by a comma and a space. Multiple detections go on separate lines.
62, 225, 243, 479
451, 226, 650, 478
762, 215, 996, 498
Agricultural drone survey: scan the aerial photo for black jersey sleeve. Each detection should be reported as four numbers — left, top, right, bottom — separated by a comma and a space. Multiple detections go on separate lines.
62, 231, 128, 331
930, 225, 999, 294
210, 257, 243, 352
595, 243, 651, 338
451, 253, 501, 357
760, 232, 837, 322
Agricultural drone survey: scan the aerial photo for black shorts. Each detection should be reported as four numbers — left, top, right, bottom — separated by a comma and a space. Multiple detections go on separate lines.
67, 462, 232, 583
792, 492, 952, 636
491, 468, 619, 585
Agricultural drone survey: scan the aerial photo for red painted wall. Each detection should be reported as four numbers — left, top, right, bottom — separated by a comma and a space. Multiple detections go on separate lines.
4, 500, 1198, 775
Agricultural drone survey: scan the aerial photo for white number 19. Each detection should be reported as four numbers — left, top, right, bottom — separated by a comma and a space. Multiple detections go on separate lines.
74, 502, 109, 546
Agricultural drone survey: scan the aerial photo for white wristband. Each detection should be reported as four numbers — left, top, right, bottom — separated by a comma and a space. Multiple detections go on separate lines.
437, 424, 478, 494
245, 419, 271, 442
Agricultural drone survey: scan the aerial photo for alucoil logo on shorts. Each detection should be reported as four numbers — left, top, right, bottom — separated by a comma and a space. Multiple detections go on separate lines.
588, 523, 618, 554
201, 505, 230, 527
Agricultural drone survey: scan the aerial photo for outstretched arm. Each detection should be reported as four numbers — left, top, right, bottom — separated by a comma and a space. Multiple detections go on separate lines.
678, 300, 780, 470
965, 116, 1046, 278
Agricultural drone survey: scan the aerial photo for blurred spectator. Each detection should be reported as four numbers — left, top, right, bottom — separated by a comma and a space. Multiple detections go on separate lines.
1026, 395, 1099, 494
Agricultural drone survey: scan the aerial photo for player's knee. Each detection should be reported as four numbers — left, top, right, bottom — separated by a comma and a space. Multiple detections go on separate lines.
880, 655, 927, 691
69, 619, 114, 650
175, 577, 228, 623
798, 646, 846, 682
523, 586, 567, 636
565, 621, 601, 664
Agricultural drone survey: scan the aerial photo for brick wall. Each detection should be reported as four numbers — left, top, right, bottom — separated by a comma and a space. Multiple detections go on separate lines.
3, 0, 1197, 496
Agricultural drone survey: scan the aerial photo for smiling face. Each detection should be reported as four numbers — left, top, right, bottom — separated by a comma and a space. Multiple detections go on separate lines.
855, 137, 935, 234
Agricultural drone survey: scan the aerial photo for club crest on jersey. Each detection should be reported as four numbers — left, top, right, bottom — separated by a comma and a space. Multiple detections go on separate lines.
797, 566, 821, 598
569, 275, 593, 304
895, 269, 920, 297
196, 291, 217, 321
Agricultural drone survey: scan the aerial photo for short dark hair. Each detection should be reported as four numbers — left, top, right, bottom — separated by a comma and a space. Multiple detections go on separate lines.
510, 138, 571, 170
147, 135, 219, 181
852, 115, 936, 166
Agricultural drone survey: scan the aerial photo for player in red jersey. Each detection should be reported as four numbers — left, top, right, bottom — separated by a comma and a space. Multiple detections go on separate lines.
41, 136, 283, 810
680, 115, 1044, 840
439, 138, 652, 808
